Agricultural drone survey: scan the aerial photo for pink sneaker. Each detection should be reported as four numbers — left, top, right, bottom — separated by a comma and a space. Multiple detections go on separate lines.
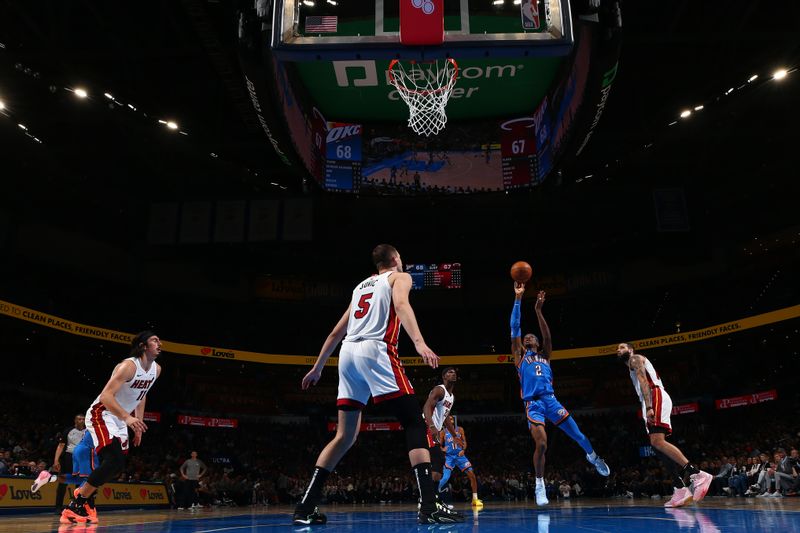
664, 486, 693, 508
31, 470, 53, 493
690, 471, 713, 503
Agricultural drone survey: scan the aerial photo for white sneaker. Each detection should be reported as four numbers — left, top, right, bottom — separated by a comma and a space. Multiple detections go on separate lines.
587, 454, 611, 477
31, 470, 55, 493
756, 492, 770, 498
769, 492, 783, 498
535, 484, 549, 506
664, 486, 693, 508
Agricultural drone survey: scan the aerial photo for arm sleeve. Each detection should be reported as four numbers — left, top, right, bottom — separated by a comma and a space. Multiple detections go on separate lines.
510, 300, 521, 338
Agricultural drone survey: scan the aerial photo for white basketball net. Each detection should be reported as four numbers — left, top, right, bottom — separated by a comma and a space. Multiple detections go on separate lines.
389, 58, 458, 137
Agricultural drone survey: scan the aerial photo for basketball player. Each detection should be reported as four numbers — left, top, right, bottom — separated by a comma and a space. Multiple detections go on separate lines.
60, 331, 161, 523
617, 342, 713, 507
438, 415, 482, 509
510, 283, 609, 506
293, 244, 463, 525
422, 367, 456, 485
30, 414, 86, 512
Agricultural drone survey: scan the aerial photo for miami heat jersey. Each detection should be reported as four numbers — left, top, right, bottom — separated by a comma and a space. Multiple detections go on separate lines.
91, 357, 158, 415
431, 384, 454, 431
344, 271, 401, 345
443, 428, 464, 456
518, 350, 554, 400
629, 357, 665, 403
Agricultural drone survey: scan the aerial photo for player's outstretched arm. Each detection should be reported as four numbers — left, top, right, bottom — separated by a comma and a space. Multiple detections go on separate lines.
511, 282, 525, 366
302, 306, 350, 389
392, 272, 439, 368
534, 290, 552, 356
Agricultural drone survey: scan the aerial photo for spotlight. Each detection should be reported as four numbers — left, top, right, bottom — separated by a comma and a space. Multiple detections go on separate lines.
0, 100, 5, 110
166, 121, 178, 130
326, 0, 337, 4
18, 123, 27, 130
772, 69, 788, 80
492, 0, 504, 4
694, 105, 704, 111
104, 92, 113, 99
748, 74, 758, 82
74, 88, 88, 98
679, 109, 691, 118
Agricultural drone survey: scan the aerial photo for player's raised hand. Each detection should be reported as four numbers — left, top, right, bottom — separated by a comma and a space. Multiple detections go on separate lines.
416, 342, 439, 368
302, 367, 323, 390
514, 281, 526, 298
534, 290, 546, 311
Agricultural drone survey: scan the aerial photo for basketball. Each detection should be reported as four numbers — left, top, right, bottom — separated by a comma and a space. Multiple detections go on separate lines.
510, 261, 533, 282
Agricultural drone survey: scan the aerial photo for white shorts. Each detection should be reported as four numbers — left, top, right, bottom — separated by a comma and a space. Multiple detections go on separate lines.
337, 339, 414, 408
86, 403, 129, 453
642, 386, 672, 435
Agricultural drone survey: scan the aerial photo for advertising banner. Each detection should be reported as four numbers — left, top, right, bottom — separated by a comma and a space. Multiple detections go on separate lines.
177, 415, 238, 428
0, 479, 168, 510
715, 390, 777, 410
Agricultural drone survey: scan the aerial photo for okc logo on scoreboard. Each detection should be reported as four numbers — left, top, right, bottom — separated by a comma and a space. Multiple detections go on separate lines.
326, 122, 362, 162
326, 123, 362, 143
411, 0, 435, 15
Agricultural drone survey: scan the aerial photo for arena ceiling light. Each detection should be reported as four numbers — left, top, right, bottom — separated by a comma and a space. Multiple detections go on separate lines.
493, 0, 505, 5
748, 74, 758, 82
0, 100, 5, 110
166, 121, 178, 130
679, 109, 691, 118
326, 0, 337, 4
74, 88, 88, 98
694, 105, 704, 111
772, 69, 788, 80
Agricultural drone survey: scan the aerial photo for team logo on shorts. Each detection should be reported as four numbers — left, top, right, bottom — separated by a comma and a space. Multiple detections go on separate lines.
557, 408, 567, 417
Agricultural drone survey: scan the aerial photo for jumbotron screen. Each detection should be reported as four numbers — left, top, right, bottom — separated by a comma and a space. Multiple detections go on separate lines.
405, 263, 462, 290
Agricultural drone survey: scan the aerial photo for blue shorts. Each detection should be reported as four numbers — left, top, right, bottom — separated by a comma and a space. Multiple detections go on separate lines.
444, 454, 473, 472
72, 431, 97, 477
524, 394, 570, 428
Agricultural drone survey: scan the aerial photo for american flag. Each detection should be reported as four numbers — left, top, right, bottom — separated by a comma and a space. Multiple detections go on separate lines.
305, 15, 338, 33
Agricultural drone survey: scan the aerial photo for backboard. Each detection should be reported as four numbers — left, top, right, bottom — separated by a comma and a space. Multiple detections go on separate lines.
272, 0, 573, 61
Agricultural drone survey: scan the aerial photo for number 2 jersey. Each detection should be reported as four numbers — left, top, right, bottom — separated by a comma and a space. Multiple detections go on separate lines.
517, 350, 555, 400
343, 271, 400, 345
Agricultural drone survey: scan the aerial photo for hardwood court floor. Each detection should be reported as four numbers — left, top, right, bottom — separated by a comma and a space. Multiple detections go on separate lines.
2, 498, 799, 532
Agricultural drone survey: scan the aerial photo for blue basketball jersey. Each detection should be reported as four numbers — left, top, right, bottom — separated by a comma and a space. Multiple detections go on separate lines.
517, 350, 554, 400
443, 428, 464, 457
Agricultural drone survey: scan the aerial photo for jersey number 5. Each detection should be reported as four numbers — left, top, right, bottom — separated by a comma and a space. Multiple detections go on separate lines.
354, 293, 373, 319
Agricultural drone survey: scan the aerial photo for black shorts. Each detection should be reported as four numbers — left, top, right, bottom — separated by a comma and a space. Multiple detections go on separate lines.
60, 453, 73, 476
429, 445, 445, 473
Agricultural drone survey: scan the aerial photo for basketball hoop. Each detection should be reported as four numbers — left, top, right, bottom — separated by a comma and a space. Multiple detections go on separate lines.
388, 58, 458, 137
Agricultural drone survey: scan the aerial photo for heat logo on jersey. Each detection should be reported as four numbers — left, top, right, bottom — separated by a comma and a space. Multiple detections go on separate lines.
411, 0, 435, 15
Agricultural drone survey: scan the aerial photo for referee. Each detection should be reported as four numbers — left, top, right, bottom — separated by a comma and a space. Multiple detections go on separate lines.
53, 415, 86, 512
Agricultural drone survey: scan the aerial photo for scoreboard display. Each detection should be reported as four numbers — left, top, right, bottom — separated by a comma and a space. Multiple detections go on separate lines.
501, 118, 539, 189
324, 122, 362, 192
405, 263, 462, 290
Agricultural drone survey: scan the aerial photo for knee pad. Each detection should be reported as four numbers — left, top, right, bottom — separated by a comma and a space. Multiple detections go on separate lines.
381, 394, 428, 451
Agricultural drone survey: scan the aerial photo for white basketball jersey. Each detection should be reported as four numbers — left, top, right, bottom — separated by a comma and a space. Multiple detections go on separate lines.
91, 357, 158, 416
431, 384, 455, 431
629, 356, 664, 404
344, 271, 401, 345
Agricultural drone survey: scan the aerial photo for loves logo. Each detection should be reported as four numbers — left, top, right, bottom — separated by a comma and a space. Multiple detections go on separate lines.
497, 355, 508, 363
200, 347, 212, 355
0, 484, 7, 499
103, 487, 112, 499
140, 488, 148, 499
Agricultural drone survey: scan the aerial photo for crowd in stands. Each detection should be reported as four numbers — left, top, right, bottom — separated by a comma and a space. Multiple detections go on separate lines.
1, 389, 797, 509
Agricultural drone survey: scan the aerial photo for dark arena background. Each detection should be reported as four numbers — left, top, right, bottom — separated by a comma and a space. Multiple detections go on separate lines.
1, 1, 799, 532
